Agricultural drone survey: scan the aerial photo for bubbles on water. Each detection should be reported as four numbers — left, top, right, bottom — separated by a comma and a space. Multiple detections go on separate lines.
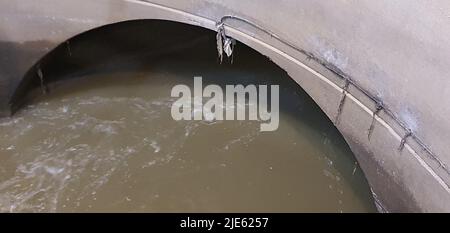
0, 63, 375, 212
93, 124, 118, 135
45, 166, 65, 176
220, 123, 260, 151
149, 141, 160, 153
59, 106, 69, 113
142, 160, 157, 169
0, 94, 183, 212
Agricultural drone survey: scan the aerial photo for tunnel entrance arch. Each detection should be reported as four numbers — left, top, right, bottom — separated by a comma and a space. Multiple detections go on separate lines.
3, 19, 379, 212
1, 0, 450, 212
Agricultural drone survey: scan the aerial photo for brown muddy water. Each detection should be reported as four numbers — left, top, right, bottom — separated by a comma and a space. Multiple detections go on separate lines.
0, 21, 376, 212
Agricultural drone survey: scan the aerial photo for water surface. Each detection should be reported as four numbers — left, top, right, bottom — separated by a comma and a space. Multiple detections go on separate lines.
0, 29, 375, 212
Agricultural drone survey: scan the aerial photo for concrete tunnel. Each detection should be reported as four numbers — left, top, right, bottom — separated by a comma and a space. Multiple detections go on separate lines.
1, 0, 450, 212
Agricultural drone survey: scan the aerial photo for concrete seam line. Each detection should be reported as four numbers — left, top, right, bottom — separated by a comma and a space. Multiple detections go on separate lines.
227, 26, 450, 193
213, 13, 450, 175
129, 0, 450, 190
217, 15, 450, 178
130, 0, 217, 29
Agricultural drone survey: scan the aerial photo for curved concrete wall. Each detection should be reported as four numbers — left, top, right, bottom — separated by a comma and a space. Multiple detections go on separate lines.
1, 0, 450, 212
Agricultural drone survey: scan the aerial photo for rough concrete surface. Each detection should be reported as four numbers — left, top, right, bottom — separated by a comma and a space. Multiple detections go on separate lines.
1, 0, 450, 212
